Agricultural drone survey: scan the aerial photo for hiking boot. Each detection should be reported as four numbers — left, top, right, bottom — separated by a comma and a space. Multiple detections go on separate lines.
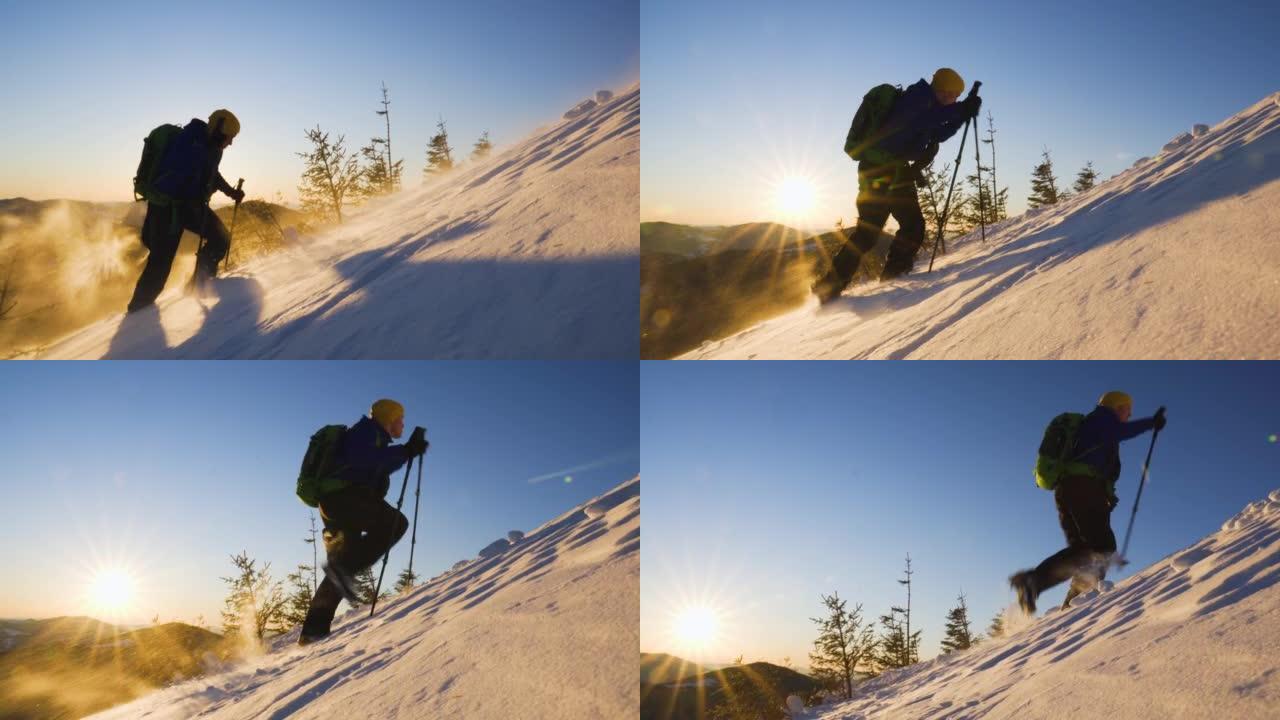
298, 630, 329, 646
1010, 571, 1038, 614
812, 273, 848, 304
323, 562, 362, 606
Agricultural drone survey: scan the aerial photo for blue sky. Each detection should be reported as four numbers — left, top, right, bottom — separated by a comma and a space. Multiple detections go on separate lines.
640, 361, 1279, 664
641, 0, 1280, 226
0, 0, 638, 203
0, 361, 638, 627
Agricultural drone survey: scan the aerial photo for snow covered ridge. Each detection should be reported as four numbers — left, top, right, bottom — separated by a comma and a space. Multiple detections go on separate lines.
686, 90, 1280, 359
796, 488, 1280, 720
89, 477, 640, 720
45, 84, 640, 359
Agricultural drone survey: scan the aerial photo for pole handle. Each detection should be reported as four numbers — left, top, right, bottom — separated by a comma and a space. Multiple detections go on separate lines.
969, 81, 982, 97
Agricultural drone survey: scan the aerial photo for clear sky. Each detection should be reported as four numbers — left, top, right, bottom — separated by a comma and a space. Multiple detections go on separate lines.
0, 361, 638, 628
641, 0, 1280, 227
640, 361, 1279, 665
0, 0, 638, 204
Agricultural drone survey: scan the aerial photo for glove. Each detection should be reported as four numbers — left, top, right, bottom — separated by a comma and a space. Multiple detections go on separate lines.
1153, 406, 1167, 431
960, 94, 982, 119
919, 140, 939, 165
403, 426, 428, 457
228, 188, 246, 203
908, 162, 929, 188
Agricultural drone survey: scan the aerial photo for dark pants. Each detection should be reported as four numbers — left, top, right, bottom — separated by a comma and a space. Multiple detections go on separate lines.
1031, 476, 1117, 595
827, 166, 926, 285
127, 201, 229, 311
300, 486, 409, 637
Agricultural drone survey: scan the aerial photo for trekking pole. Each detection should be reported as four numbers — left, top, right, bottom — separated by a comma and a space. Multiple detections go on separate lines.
224, 178, 244, 272
370, 449, 416, 617
972, 108, 987, 244
1119, 420, 1162, 561
406, 448, 425, 584
928, 81, 981, 273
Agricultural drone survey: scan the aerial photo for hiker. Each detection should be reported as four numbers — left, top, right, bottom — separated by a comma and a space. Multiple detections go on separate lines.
127, 109, 246, 313
1010, 392, 1167, 613
814, 68, 982, 301
299, 398, 429, 645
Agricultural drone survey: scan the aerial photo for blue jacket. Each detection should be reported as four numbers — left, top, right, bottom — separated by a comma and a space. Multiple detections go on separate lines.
1072, 406, 1158, 489
874, 79, 969, 163
338, 416, 409, 496
151, 118, 235, 205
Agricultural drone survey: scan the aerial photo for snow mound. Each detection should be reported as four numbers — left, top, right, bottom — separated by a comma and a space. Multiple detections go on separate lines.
1193, 123, 1210, 137
47, 84, 640, 359
686, 90, 1280, 359
799, 487, 1280, 720
1161, 132, 1192, 152
89, 477, 640, 720
507, 530, 525, 543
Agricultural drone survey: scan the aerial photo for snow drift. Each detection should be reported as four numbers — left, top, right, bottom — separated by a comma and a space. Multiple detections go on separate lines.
45, 85, 639, 359
798, 488, 1280, 720
686, 91, 1280, 359
90, 477, 639, 719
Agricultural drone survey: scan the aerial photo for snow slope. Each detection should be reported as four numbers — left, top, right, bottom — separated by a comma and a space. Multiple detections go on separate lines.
798, 488, 1280, 720
46, 85, 639, 359
90, 477, 640, 720
686, 92, 1280, 359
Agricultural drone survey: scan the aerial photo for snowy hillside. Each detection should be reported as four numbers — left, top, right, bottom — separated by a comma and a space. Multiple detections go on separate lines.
797, 488, 1280, 720
686, 91, 1280, 359
90, 477, 639, 720
45, 85, 639, 359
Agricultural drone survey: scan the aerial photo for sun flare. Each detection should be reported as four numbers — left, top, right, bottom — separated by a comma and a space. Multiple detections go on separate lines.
673, 605, 720, 648
773, 175, 818, 219
88, 567, 135, 614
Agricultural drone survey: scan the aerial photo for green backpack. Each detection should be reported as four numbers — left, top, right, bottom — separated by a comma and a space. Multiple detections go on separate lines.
1034, 412, 1098, 490
132, 123, 183, 205
296, 425, 350, 507
844, 84, 902, 162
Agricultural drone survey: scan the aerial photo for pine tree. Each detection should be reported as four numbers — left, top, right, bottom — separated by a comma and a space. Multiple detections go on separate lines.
394, 567, 419, 594
471, 130, 493, 161
1073, 161, 1099, 194
955, 167, 999, 231
1027, 149, 1062, 208
988, 612, 1006, 640
296, 126, 362, 224
877, 555, 922, 670
375, 82, 403, 192
981, 112, 1008, 220
282, 563, 316, 627
918, 162, 971, 251
353, 566, 392, 605
424, 118, 455, 176
219, 551, 288, 641
305, 514, 319, 594
940, 592, 976, 654
808, 592, 877, 699
875, 609, 910, 670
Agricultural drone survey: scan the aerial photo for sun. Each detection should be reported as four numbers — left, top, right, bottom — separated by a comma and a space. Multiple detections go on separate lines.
773, 175, 818, 219
88, 567, 136, 614
673, 605, 720, 649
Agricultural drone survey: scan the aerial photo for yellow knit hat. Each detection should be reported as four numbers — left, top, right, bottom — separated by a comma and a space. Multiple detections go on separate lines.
370, 398, 405, 430
1098, 391, 1133, 411
931, 68, 965, 96
207, 109, 240, 139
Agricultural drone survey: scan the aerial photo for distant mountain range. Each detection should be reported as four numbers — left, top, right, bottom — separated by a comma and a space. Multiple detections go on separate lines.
641, 652, 820, 720
0, 616, 233, 720
641, 221, 821, 261
642, 220, 876, 358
